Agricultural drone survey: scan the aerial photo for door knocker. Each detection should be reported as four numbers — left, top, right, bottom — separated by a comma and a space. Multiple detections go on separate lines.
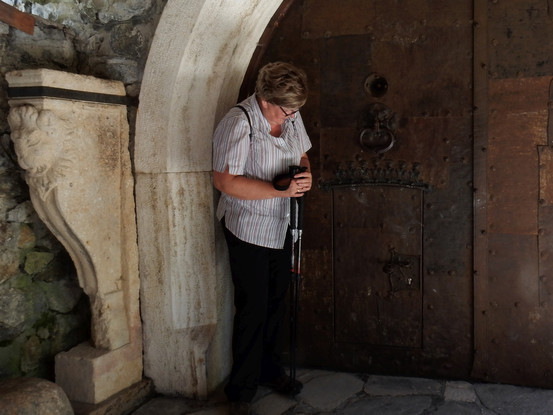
359, 102, 397, 154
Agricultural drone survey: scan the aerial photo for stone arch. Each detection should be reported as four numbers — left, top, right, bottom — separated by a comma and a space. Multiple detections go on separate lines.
134, 0, 283, 397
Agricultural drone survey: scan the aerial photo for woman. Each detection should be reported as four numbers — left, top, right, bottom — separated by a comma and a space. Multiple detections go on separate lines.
213, 61, 312, 415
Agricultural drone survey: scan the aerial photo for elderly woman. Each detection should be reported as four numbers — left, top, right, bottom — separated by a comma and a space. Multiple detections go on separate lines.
213, 61, 312, 415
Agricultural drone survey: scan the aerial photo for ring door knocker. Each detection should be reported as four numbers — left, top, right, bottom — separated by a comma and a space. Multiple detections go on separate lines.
359, 102, 397, 154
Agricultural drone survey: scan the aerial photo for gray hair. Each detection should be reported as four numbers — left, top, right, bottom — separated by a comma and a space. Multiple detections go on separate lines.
255, 61, 308, 109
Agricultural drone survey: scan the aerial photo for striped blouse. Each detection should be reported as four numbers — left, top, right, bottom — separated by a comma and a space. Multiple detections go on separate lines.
213, 94, 312, 249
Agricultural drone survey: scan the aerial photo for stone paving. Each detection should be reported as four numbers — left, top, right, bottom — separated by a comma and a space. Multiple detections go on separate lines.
132, 369, 553, 415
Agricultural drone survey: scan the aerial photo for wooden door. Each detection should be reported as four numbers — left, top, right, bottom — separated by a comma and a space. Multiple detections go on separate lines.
242, 0, 474, 379
333, 186, 424, 349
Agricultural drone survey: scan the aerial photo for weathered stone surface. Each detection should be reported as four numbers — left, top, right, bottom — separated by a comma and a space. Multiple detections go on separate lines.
4, 0, 163, 91
0, 222, 20, 283
56, 341, 142, 405
340, 396, 433, 415
0, 286, 26, 341
71, 378, 154, 415
444, 380, 477, 402
0, 377, 73, 415
364, 375, 442, 397
0, 341, 22, 376
252, 392, 296, 415
0, 0, 163, 386
134, 0, 285, 398
8, 69, 130, 347
53, 311, 90, 349
38, 280, 83, 313
475, 383, 553, 415
20, 335, 41, 374
8, 17, 77, 69
131, 371, 553, 414
8, 201, 35, 224
128, 395, 207, 415
17, 223, 36, 249
299, 372, 364, 411
23, 277, 49, 322
7, 68, 142, 403
433, 402, 488, 415
136, 172, 219, 398
24, 251, 54, 274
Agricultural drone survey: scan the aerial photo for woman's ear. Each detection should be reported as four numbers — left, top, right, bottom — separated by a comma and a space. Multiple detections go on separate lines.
258, 98, 271, 120
258, 98, 270, 110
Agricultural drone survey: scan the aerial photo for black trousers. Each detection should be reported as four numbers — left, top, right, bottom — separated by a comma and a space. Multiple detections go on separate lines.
222, 222, 292, 402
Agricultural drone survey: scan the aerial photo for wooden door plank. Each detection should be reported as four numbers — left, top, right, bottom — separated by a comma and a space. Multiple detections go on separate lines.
471, 0, 490, 381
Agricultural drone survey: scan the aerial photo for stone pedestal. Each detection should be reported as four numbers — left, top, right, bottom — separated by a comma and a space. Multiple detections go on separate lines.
6, 69, 142, 404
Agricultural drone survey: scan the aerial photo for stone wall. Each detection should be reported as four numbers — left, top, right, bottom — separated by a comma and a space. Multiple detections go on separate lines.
0, 0, 165, 381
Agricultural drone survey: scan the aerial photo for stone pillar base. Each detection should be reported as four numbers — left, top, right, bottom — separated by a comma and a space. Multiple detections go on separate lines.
56, 342, 142, 404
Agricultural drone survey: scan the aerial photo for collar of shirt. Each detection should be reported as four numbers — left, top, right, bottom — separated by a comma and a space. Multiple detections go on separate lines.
244, 94, 294, 136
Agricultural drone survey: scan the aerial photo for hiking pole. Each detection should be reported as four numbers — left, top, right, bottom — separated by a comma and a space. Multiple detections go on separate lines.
274, 164, 307, 382
289, 195, 304, 383
289, 195, 297, 381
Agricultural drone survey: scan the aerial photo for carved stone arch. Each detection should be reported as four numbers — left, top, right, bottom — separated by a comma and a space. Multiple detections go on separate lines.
134, 0, 284, 398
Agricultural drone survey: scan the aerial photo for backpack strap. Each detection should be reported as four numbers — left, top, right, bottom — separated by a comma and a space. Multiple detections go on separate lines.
235, 105, 252, 139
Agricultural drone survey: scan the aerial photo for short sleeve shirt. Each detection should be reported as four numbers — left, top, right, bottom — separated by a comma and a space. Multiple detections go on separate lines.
213, 94, 311, 249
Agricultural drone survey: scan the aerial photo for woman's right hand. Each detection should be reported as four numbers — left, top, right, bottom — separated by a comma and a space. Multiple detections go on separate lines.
283, 177, 309, 198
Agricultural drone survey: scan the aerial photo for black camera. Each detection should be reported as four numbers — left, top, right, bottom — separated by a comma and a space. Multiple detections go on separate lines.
273, 165, 308, 191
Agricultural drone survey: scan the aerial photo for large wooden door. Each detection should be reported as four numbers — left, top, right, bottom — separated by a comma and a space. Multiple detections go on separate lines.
242, 0, 474, 379
333, 186, 424, 349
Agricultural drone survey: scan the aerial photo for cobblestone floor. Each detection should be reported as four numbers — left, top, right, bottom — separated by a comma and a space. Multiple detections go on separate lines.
132, 369, 553, 415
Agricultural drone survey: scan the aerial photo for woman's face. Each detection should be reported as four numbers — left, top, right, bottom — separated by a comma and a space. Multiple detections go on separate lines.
260, 99, 297, 126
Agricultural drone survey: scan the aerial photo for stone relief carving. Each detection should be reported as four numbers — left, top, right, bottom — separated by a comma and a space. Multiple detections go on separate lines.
6, 68, 142, 404
7, 103, 130, 351
8, 105, 73, 201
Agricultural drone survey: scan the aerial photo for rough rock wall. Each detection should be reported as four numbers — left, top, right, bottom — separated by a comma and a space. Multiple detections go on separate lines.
0, 0, 166, 380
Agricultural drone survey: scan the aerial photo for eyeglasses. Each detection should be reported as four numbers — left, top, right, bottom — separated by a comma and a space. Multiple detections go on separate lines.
279, 106, 299, 117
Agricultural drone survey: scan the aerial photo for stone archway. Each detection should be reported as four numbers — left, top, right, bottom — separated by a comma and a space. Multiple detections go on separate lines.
134, 0, 283, 398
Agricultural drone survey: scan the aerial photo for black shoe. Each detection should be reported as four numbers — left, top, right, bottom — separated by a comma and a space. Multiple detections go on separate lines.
261, 374, 303, 396
229, 401, 258, 415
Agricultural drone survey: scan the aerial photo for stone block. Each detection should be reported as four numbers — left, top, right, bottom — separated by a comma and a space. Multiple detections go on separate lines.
444, 381, 477, 402
300, 372, 364, 411
0, 377, 73, 415
56, 342, 142, 404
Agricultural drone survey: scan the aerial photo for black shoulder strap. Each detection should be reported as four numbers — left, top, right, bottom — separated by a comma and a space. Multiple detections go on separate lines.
235, 105, 252, 139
